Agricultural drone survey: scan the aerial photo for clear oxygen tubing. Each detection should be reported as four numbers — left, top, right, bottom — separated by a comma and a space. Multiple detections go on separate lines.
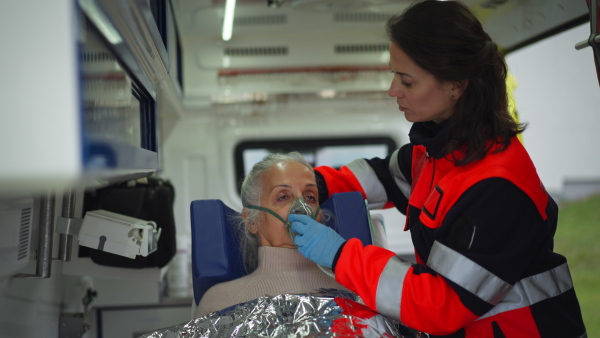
246, 198, 335, 279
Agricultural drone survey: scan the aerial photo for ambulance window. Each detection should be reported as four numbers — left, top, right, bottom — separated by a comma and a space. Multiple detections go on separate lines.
234, 137, 396, 192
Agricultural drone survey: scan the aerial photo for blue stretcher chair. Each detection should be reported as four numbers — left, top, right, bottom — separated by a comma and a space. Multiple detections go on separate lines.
189, 191, 374, 306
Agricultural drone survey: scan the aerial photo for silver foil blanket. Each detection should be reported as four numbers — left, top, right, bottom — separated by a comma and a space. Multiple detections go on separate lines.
139, 289, 424, 337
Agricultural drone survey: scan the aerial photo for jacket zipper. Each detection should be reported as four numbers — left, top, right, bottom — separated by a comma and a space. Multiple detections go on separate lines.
426, 151, 436, 192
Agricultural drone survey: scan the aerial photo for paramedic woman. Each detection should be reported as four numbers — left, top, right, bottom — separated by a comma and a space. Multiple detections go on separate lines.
288, 1, 587, 337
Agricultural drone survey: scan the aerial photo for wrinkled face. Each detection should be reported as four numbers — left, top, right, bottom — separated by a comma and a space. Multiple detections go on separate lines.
387, 42, 461, 124
249, 161, 319, 248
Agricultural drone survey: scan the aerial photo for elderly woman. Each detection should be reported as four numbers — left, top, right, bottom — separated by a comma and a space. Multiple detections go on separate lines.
194, 152, 351, 318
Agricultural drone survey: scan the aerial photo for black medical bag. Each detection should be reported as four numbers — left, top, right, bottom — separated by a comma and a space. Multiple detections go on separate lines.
80, 176, 177, 269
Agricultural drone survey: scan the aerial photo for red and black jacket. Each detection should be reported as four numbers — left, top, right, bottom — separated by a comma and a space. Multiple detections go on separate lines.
315, 122, 586, 338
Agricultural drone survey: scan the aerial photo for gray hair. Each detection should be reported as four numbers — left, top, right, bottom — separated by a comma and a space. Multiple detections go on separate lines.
233, 152, 315, 273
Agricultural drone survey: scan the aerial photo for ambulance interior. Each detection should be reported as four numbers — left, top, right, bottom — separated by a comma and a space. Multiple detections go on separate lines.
1, 0, 599, 337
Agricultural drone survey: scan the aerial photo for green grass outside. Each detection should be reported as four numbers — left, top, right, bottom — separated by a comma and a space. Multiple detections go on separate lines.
554, 194, 600, 337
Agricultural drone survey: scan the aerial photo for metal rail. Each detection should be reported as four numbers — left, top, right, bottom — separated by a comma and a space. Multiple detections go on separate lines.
58, 188, 77, 262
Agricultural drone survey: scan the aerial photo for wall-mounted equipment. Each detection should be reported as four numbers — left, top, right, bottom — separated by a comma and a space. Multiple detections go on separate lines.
1, 0, 183, 196
0, 196, 34, 279
78, 210, 160, 259
79, 6, 158, 180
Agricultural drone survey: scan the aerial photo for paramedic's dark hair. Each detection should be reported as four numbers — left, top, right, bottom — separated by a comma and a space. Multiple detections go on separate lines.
386, 0, 526, 165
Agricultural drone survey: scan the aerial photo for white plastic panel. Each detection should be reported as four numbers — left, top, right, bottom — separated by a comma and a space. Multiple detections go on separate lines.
1, 1, 82, 194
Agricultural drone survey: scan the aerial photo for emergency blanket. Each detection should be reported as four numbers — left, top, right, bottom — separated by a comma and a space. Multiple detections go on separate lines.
139, 289, 422, 337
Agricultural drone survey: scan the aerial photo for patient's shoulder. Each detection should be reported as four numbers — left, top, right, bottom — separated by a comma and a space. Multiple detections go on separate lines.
195, 276, 255, 317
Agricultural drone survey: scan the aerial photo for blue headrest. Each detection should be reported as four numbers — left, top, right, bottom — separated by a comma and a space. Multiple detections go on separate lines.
321, 192, 372, 246
190, 191, 372, 306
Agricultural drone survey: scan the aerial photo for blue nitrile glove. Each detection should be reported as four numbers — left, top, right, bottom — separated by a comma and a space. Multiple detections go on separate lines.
289, 214, 346, 269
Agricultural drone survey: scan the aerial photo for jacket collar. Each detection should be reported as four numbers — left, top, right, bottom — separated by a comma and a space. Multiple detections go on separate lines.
409, 121, 450, 159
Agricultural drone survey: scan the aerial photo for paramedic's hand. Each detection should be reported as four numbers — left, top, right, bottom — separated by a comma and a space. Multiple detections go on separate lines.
289, 214, 346, 269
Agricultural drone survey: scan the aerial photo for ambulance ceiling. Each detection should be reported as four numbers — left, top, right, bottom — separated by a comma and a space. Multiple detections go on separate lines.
171, 0, 589, 103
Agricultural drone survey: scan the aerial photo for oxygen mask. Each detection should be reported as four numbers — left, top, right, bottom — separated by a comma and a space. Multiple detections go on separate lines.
287, 196, 315, 218
247, 196, 320, 246
286, 197, 320, 244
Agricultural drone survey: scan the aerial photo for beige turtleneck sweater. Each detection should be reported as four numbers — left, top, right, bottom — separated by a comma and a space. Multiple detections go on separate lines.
194, 246, 351, 318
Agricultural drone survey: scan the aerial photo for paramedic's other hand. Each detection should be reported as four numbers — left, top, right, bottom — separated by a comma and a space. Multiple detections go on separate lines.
289, 214, 346, 269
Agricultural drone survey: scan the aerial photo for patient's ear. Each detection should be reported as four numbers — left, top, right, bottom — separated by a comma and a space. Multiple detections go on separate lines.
242, 208, 258, 234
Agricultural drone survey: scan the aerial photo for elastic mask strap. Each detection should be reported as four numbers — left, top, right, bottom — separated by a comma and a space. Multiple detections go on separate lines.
247, 205, 290, 225
311, 206, 321, 220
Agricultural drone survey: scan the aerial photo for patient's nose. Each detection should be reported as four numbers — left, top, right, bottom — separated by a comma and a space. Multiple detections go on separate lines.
288, 197, 313, 216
